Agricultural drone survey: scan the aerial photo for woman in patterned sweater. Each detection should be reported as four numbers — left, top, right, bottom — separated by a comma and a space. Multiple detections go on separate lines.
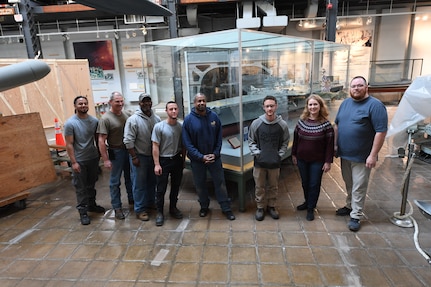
292, 94, 334, 221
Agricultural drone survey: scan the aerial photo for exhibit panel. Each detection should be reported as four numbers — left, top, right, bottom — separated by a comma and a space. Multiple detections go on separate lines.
141, 29, 350, 172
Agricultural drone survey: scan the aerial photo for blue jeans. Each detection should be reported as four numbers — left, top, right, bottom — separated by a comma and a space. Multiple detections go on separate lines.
72, 157, 99, 211
131, 154, 156, 213
296, 159, 324, 209
190, 157, 231, 212
109, 148, 133, 209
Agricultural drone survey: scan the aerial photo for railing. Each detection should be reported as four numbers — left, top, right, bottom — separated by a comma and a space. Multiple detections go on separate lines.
368, 58, 423, 86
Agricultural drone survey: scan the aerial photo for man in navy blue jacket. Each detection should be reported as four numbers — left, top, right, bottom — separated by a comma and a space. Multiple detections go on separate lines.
182, 93, 235, 220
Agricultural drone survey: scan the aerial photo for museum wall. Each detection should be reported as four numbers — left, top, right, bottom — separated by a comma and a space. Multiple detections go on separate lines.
375, 8, 411, 62
0, 12, 429, 112
411, 6, 431, 76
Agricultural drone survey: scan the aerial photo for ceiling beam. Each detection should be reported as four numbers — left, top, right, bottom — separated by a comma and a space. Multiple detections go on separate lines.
73, 0, 173, 17
38, 4, 95, 13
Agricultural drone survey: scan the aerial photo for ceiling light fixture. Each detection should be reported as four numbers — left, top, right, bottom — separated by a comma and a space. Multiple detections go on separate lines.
311, 19, 316, 28
365, 0, 372, 25
96, 18, 100, 39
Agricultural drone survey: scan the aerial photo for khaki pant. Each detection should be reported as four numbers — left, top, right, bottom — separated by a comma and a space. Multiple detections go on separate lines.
341, 158, 371, 220
253, 167, 280, 209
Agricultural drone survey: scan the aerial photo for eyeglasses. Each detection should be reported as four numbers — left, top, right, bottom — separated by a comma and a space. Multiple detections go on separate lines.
350, 84, 365, 89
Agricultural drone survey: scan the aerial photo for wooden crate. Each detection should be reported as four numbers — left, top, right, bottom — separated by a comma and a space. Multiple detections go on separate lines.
0, 113, 57, 207
0, 59, 96, 128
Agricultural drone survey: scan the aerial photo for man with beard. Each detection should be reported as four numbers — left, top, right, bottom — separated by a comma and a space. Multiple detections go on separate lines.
124, 94, 161, 221
152, 101, 185, 226
334, 76, 388, 232
65, 96, 105, 225
182, 93, 235, 220
97, 92, 133, 220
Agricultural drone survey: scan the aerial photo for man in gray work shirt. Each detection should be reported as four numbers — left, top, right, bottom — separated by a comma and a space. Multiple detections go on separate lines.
64, 95, 105, 225
123, 94, 161, 221
151, 101, 185, 226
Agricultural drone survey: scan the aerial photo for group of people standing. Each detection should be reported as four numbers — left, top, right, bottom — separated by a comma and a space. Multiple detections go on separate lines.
64, 75, 388, 232
248, 75, 387, 233
291, 75, 387, 232
64, 91, 237, 226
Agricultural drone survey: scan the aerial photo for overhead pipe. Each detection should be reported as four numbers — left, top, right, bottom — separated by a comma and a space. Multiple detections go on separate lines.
255, 1, 288, 28
291, 10, 429, 22
236, 1, 260, 29
304, 0, 319, 18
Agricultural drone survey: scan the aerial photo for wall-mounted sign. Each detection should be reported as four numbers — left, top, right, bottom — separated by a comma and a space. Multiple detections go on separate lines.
73, 40, 115, 72
0, 8, 15, 15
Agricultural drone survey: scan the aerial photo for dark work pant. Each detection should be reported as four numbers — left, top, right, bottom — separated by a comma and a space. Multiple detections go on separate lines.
72, 157, 100, 211
190, 157, 231, 212
155, 155, 184, 213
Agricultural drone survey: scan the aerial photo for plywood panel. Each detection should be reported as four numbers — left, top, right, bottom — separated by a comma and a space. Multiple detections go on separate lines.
0, 59, 95, 128
55, 60, 95, 125
0, 113, 57, 201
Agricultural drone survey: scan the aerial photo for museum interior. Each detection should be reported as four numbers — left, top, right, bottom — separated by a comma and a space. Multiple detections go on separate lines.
1, 0, 431, 286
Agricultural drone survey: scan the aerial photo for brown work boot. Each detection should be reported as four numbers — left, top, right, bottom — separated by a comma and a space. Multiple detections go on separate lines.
136, 211, 149, 221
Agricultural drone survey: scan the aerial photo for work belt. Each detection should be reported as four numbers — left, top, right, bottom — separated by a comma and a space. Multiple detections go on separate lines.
160, 153, 181, 160
108, 144, 126, 149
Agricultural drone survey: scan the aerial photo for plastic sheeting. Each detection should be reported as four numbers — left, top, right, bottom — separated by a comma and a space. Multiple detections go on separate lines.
386, 74, 431, 155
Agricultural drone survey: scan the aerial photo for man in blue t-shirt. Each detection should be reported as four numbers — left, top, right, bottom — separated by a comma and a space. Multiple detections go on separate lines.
334, 76, 388, 232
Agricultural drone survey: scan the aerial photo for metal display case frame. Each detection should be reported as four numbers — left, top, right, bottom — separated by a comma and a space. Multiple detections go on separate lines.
141, 29, 350, 210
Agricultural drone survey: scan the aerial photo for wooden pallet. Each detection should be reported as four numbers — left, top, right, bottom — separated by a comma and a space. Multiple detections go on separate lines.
0, 191, 29, 209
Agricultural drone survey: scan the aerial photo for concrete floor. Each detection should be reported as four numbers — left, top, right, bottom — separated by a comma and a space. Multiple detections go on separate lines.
1, 102, 431, 287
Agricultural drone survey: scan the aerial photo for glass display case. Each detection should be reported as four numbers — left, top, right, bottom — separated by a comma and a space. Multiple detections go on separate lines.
140, 29, 350, 173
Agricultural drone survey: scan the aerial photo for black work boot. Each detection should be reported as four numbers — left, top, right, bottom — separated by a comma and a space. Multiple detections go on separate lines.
306, 208, 315, 221
169, 206, 183, 219
156, 212, 164, 226
88, 202, 106, 213
78, 208, 90, 225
